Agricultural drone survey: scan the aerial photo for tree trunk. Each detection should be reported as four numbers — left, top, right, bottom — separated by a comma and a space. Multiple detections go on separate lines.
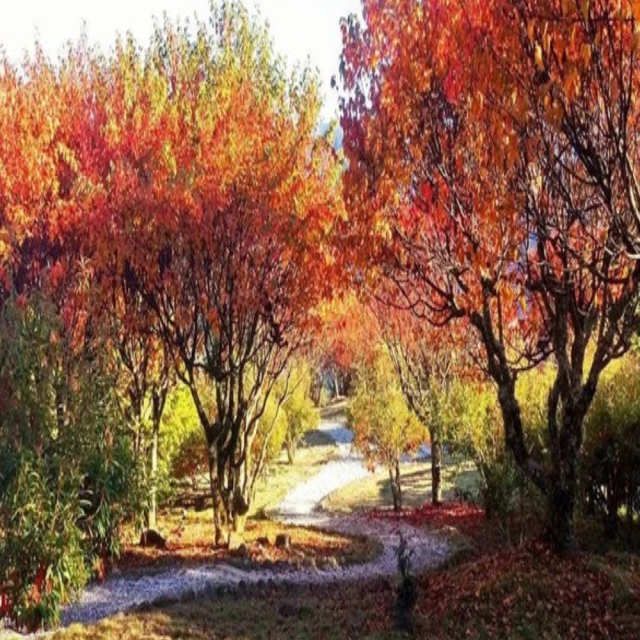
148, 420, 159, 531
431, 435, 442, 505
286, 439, 296, 465
390, 461, 403, 511
334, 372, 341, 398
207, 445, 229, 547
547, 480, 576, 553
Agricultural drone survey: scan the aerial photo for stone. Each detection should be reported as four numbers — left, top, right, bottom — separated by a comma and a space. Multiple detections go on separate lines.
275, 533, 291, 550
326, 556, 340, 570
256, 536, 270, 547
139, 529, 166, 549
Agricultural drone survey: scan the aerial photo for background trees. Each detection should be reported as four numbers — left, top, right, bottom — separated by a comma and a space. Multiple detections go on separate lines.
339, 0, 640, 551
348, 348, 424, 511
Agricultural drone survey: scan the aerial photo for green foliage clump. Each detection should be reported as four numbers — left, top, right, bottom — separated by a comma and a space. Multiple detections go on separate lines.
0, 297, 140, 631
162, 384, 208, 486
444, 374, 543, 539
348, 349, 424, 510
583, 355, 640, 540
283, 367, 320, 464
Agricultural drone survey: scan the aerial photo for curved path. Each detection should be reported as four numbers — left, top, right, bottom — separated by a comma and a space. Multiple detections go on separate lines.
60, 414, 450, 627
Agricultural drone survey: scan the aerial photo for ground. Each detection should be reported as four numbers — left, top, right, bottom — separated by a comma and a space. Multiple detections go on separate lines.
118, 512, 381, 573
52, 508, 640, 640
7, 403, 640, 639
321, 459, 479, 513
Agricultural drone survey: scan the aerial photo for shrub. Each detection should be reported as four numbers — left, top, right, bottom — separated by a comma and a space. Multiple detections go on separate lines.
444, 377, 541, 542
582, 355, 640, 541
0, 453, 87, 631
348, 348, 425, 511
283, 367, 320, 464
0, 295, 139, 630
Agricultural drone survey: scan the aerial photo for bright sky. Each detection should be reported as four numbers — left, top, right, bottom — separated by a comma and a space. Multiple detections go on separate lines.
0, 1, 361, 120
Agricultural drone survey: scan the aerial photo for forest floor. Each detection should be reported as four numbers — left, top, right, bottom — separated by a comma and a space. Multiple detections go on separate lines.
52, 504, 640, 640
50, 402, 449, 629
10, 401, 640, 639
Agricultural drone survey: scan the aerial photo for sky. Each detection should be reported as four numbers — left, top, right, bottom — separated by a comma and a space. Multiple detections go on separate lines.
0, 0, 361, 120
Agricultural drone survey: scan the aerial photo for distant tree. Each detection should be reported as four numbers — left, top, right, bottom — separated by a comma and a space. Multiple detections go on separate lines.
348, 349, 424, 511
282, 365, 320, 464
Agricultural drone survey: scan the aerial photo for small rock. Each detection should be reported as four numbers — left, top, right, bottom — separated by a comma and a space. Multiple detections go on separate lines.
256, 536, 270, 547
275, 533, 291, 550
139, 529, 166, 549
326, 556, 340, 570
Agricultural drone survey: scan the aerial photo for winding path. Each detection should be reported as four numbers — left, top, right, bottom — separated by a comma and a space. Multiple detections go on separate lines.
60, 413, 450, 627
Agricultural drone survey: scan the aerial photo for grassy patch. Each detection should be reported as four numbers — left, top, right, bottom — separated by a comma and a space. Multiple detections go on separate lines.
321, 459, 480, 513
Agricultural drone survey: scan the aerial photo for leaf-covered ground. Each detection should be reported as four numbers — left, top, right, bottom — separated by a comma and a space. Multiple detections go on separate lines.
50, 503, 640, 640
117, 512, 380, 574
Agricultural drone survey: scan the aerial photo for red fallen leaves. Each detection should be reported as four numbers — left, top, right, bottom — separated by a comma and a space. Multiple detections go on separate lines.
369, 502, 487, 541
419, 543, 639, 639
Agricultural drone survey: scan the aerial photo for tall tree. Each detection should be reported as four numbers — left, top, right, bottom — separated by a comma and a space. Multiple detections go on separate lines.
340, 0, 640, 550
89, 5, 342, 545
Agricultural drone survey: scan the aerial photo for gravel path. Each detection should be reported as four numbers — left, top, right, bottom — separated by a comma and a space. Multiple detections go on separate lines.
58, 413, 450, 628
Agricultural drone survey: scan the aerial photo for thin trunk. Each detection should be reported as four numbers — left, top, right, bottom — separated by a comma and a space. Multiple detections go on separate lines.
286, 437, 296, 465
207, 445, 229, 547
148, 420, 159, 530
390, 460, 403, 512
431, 435, 442, 505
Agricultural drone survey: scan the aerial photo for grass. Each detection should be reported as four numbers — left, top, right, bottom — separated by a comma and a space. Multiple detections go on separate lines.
321, 458, 480, 513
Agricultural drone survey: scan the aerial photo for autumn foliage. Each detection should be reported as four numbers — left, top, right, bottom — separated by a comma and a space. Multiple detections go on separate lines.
340, 0, 640, 550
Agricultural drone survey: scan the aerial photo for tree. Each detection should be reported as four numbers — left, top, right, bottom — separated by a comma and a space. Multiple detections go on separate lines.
348, 348, 424, 511
90, 4, 342, 545
282, 364, 320, 464
379, 306, 461, 505
340, 0, 640, 551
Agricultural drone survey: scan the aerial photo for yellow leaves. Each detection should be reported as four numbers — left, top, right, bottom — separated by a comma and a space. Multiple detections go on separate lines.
580, 43, 592, 69
581, 0, 590, 22
535, 44, 544, 71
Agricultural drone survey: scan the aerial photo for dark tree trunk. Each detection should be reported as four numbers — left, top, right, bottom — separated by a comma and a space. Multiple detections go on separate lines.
431, 435, 443, 505
390, 461, 403, 512
207, 445, 229, 547
547, 481, 576, 553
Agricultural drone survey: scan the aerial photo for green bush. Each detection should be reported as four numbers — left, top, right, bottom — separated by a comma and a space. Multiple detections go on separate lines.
444, 377, 541, 541
582, 355, 640, 541
283, 367, 320, 464
0, 453, 87, 632
0, 295, 140, 630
